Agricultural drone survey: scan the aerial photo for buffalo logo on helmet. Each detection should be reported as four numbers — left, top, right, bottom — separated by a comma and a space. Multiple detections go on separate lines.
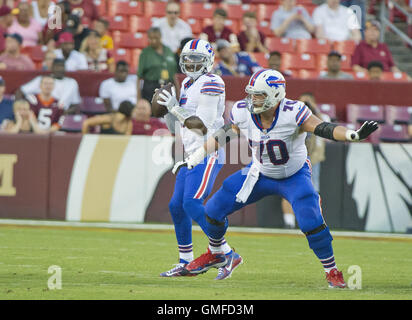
265, 76, 286, 89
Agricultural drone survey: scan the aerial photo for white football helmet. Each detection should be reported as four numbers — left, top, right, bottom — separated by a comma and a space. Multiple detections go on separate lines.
179, 39, 215, 80
245, 69, 286, 114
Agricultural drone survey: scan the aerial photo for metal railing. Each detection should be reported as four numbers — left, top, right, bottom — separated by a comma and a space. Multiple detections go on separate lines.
379, 0, 412, 47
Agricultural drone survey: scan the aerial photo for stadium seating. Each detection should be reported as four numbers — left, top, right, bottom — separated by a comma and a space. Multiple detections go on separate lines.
256, 4, 278, 21
378, 124, 410, 143
319, 104, 337, 121
129, 16, 154, 33
346, 104, 386, 124
385, 105, 412, 124
109, 0, 144, 17
259, 20, 273, 37
59, 114, 87, 133
107, 15, 129, 32
181, 3, 217, 20
93, 0, 107, 17
281, 53, 316, 70
113, 32, 148, 49
250, 52, 269, 68
80, 97, 106, 115
332, 40, 356, 55
381, 72, 410, 82
143, 1, 168, 18
266, 37, 295, 53
298, 69, 319, 79
296, 39, 332, 55
218, 3, 257, 20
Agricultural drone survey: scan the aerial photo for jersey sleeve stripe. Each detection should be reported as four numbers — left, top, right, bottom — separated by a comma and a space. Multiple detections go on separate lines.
295, 106, 308, 122
200, 88, 224, 94
202, 82, 225, 88
297, 110, 311, 126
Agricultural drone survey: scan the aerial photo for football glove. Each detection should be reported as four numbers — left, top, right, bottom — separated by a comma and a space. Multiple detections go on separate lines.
345, 121, 379, 142
172, 147, 207, 175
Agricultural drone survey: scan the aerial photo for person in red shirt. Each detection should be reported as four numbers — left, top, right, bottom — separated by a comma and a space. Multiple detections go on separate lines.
68, 0, 98, 28
200, 8, 238, 49
132, 99, 168, 136
27, 75, 64, 132
351, 20, 400, 73
237, 11, 268, 53
0, 5, 15, 53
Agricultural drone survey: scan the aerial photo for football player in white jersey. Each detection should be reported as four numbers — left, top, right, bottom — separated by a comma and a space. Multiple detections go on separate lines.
172, 69, 378, 288
156, 39, 242, 279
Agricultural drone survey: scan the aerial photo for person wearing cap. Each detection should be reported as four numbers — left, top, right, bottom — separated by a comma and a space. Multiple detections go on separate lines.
0, 76, 14, 127
68, 0, 98, 28
351, 20, 400, 74
63, 14, 90, 51
7, 1, 43, 47
319, 51, 353, 80
54, 31, 88, 71
199, 8, 238, 49
0, 33, 35, 70
367, 60, 384, 81
0, 5, 15, 53
213, 39, 262, 77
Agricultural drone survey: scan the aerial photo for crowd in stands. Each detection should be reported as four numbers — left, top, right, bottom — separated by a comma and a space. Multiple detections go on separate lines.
0, 0, 410, 141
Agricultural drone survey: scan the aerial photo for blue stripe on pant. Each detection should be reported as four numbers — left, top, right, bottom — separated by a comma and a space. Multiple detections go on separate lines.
168, 149, 224, 247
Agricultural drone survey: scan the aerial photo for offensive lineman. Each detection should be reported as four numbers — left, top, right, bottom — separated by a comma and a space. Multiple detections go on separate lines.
173, 69, 378, 288
156, 39, 242, 279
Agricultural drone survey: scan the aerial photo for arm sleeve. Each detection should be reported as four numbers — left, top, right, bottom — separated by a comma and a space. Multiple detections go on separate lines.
20, 76, 41, 95
195, 94, 219, 129
270, 10, 281, 30
99, 80, 110, 99
295, 104, 313, 127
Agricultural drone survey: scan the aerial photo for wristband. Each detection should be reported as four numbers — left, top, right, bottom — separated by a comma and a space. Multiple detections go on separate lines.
345, 129, 359, 142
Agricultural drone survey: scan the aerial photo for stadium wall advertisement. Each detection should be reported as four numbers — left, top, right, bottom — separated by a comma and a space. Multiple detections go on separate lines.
0, 134, 411, 233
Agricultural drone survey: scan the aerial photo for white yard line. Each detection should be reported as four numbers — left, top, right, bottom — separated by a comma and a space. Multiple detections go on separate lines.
0, 218, 411, 240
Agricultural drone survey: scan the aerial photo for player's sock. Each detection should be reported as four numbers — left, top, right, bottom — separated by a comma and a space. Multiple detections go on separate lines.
220, 238, 232, 255
283, 213, 295, 228
208, 237, 226, 254
178, 243, 193, 264
319, 255, 338, 274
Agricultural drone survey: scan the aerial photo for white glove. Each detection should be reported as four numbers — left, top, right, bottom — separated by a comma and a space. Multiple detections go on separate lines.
157, 86, 178, 112
172, 147, 207, 175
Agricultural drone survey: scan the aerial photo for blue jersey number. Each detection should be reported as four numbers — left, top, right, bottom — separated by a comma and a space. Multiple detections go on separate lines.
252, 139, 289, 165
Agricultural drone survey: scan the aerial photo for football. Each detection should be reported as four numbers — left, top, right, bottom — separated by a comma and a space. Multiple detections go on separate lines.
151, 83, 174, 118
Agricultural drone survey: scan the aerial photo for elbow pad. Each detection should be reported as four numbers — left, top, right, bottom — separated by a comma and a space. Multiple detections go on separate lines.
314, 122, 338, 141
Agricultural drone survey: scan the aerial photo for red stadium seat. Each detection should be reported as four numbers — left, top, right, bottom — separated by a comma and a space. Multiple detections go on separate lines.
218, 3, 257, 20
339, 54, 352, 71
385, 105, 412, 125
187, 18, 203, 35
144, 1, 167, 18
381, 72, 410, 82
80, 97, 107, 115
129, 16, 154, 33
259, 20, 273, 37
225, 19, 240, 35
250, 52, 269, 68
319, 104, 337, 122
352, 71, 368, 80
107, 15, 129, 32
251, 0, 276, 4
378, 124, 410, 143
22, 45, 47, 62
114, 32, 148, 49
111, 47, 133, 65
296, 39, 332, 54
109, 0, 144, 16
266, 37, 295, 53
281, 53, 316, 70
93, 0, 107, 17
59, 114, 88, 133
346, 104, 385, 124
181, 3, 217, 20
256, 4, 278, 21
333, 40, 357, 55
298, 69, 319, 79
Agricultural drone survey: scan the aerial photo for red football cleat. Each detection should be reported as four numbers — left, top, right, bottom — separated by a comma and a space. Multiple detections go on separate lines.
183, 248, 227, 275
326, 269, 347, 288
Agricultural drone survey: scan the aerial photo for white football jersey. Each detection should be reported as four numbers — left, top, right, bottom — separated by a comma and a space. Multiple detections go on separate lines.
178, 73, 226, 154
230, 98, 312, 179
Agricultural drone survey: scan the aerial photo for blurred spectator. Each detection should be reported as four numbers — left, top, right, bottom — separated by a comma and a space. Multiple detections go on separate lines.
93, 18, 113, 50
152, 1, 193, 53
267, 51, 293, 78
200, 8, 238, 49
17, 58, 81, 113
82, 100, 134, 135
42, 1, 71, 46
54, 31, 88, 71
271, 0, 315, 39
0, 33, 35, 70
214, 39, 262, 76
313, 0, 361, 42
237, 12, 267, 53
26, 75, 64, 132
319, 51, 354, 79
42, 50, 56, 70
1, 99, 45, 134
8, 1, 42, 47
367, 60, 384, 80
99, 61, 137, 112
0, 5, 15, 53
68, 0, 98, 27
79, 29, 114, 72
65, 14, 90, 51
0, 76, 14, 125
31, 0, 55, 27
132, 99, 168, 136
340, 0, 366, 34
351, 20, 400, 73
137, 27, 178, 102
175, 37, 192, 74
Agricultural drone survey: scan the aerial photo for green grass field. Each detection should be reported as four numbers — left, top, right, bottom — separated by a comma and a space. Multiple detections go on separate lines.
1, 224, 411, 300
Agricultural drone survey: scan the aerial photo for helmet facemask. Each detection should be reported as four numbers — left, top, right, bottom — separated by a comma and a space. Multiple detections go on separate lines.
179, 53, 210, 80
245, 85, 277, 114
